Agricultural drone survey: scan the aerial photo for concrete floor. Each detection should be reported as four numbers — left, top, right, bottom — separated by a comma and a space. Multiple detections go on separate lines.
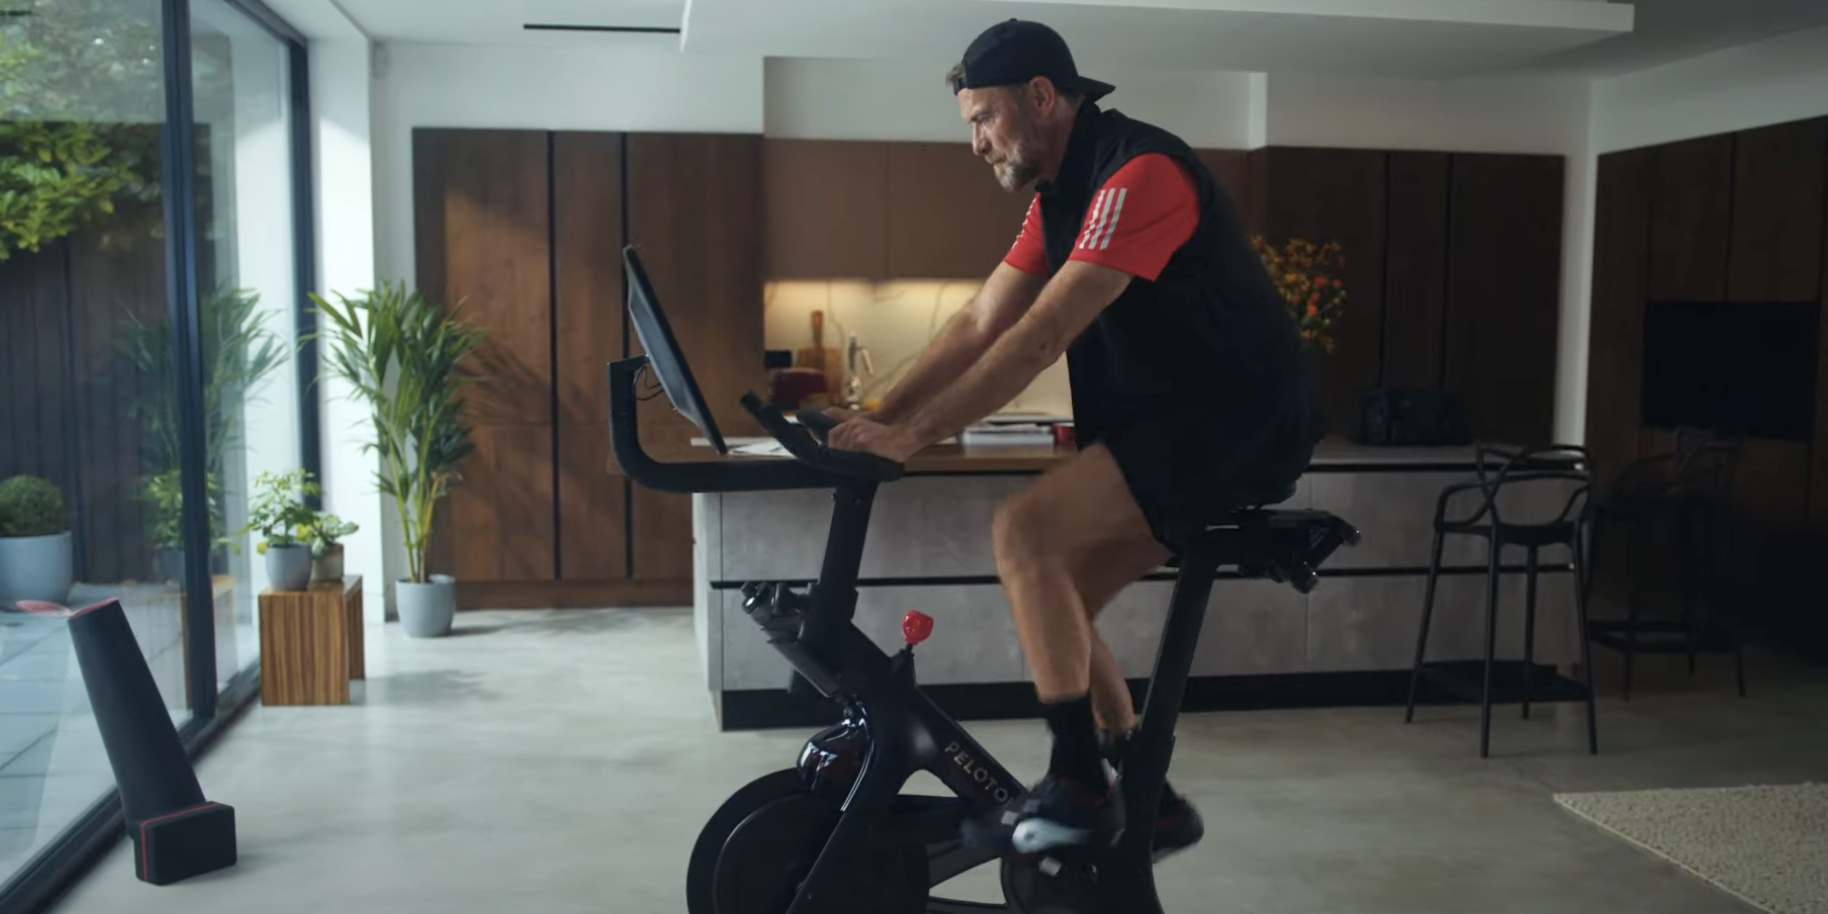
39, 607, 1828, 914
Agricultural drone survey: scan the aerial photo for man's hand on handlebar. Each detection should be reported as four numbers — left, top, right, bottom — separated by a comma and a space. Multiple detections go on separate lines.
828, 417, 925, 464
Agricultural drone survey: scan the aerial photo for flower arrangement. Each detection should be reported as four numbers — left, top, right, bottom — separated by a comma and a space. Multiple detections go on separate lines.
1251, 235, 1346, 354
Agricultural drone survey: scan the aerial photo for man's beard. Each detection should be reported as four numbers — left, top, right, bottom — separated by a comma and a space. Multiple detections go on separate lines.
990, 136, 1042, 192
993, 156, 1039, 192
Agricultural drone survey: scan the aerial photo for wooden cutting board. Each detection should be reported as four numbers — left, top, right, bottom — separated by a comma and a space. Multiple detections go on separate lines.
795, 309, 839, 380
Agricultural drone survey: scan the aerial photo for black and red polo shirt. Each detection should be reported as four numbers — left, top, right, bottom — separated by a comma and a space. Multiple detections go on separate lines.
1002, 102, 1322, 447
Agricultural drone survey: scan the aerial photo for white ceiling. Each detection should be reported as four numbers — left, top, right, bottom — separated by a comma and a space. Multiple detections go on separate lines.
676, 0, 1631, 81
296, 0, 1828, 80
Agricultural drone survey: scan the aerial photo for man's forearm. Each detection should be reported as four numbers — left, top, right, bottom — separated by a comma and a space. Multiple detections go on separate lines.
902, 315, 1060, 444
873, 308, 993, 425
901, 261, 1132, 446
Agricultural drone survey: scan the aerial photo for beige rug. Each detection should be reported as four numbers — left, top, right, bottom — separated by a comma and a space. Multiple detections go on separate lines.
1554, 783, 1828, 914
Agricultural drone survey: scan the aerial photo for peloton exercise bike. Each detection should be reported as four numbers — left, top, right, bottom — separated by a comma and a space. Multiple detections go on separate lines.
608, 245, 1360, 914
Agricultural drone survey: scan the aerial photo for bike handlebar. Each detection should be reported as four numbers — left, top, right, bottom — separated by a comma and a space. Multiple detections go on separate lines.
608, 356, 906, 495
738, 394, 905, 483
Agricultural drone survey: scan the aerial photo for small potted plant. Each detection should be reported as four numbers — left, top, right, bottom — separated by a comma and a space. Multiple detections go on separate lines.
239, 469, 319, 591
307, 512, 358, 583
138, 469, 237, 584
140, 469, 187, 583
0, 475, 74, 609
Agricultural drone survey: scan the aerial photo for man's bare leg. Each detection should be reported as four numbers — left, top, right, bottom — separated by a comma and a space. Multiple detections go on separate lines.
994, 443, 1161, 703
972, 442, 1212, 852
1072, 539, 1171, 735
986, 444, 1164, 846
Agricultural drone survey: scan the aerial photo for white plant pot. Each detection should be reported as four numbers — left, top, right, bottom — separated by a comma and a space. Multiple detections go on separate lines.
0, 531, 74, 609
265, 543, 312, 591
398, 574, 456, 638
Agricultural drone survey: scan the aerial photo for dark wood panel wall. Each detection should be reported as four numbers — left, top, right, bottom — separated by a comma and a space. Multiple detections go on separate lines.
1, 201, 168, 585
624, 132, 767, 583
1245, 147, 1565, 444
1584, 114, 1828, 653
415, 129, 557, 588
414, 127, 764, 608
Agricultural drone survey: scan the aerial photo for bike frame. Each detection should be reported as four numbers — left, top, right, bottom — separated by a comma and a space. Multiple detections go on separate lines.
729, 469, 1226, 914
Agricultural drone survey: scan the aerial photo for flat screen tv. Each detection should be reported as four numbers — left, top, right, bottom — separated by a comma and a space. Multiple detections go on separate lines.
1640, 300, 1819, 442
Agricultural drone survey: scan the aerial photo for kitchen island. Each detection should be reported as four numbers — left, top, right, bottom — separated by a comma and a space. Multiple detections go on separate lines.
687, 437, 1586, 730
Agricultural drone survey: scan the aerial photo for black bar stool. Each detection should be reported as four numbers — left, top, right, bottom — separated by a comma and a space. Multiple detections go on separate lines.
1404, 444, 1599, 758
1584, 426, 1745, 699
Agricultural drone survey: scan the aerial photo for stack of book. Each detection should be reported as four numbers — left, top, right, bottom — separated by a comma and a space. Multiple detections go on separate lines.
959, 413, 1069, 448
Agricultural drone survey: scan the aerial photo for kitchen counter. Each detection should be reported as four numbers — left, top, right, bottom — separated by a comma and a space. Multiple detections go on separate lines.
682, 436, 1588, 731
659, 436, 1537, 475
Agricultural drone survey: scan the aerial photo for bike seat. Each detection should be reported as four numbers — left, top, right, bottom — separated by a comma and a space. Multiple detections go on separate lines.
1162, 500, 1360, 593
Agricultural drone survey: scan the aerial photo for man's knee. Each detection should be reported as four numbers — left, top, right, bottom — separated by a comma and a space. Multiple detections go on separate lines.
993, 488, 1059, 569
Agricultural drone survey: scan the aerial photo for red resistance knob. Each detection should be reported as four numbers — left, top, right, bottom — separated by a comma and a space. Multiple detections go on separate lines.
902, 610, 934, 646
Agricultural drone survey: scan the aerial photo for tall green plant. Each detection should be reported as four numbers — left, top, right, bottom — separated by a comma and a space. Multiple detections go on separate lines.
118, 285, 286, 481
310, 281, 488, 584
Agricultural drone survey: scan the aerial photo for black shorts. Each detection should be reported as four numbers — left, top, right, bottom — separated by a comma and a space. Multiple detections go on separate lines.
1078, 406, 1316, 555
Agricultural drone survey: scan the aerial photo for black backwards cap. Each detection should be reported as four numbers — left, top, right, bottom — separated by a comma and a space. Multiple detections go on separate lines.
950, 19, 1115, 102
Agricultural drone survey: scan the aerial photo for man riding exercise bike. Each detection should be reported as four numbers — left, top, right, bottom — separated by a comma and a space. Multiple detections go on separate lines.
821, 19, 1326, 856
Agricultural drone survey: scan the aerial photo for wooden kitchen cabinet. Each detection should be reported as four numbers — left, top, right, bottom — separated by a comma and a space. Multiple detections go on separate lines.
765, 138, 1025, 281
764, 138, 889, 280
886, 141, 1031, 279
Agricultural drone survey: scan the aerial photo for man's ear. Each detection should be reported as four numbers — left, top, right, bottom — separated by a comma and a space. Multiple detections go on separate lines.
1023, 76, 1058, 115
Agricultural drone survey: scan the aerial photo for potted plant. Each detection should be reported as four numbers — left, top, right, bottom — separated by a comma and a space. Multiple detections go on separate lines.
239, 469, 319, 591
312, 280, 487, 638
307, 512, 358, 583
137, 469, 236, 584
140, 469, 187, 583
0, 475, 73, 609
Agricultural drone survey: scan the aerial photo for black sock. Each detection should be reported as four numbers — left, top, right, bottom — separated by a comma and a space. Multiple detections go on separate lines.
1043, 695, 1107, 789
1103, 727, 1135, 765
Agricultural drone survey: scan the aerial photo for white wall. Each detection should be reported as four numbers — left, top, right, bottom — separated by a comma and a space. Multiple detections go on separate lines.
1266, 71, 1591, 154
765, 57, 1261, 147
1592, 23, 1828, 155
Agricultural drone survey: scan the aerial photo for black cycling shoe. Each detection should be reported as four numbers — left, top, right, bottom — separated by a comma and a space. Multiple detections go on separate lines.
962, 772, 1126, 855
1101, 731, 1206, 859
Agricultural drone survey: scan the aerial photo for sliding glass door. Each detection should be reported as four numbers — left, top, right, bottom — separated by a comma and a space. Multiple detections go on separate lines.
0, 0, 314, 906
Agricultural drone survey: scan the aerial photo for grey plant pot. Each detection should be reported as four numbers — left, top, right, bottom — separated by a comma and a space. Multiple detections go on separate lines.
265, 543, 312, 591
398, 574, 456, 637
311, 544, 345, 582
0, 531, 74, 609
155, 546, 185, 584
